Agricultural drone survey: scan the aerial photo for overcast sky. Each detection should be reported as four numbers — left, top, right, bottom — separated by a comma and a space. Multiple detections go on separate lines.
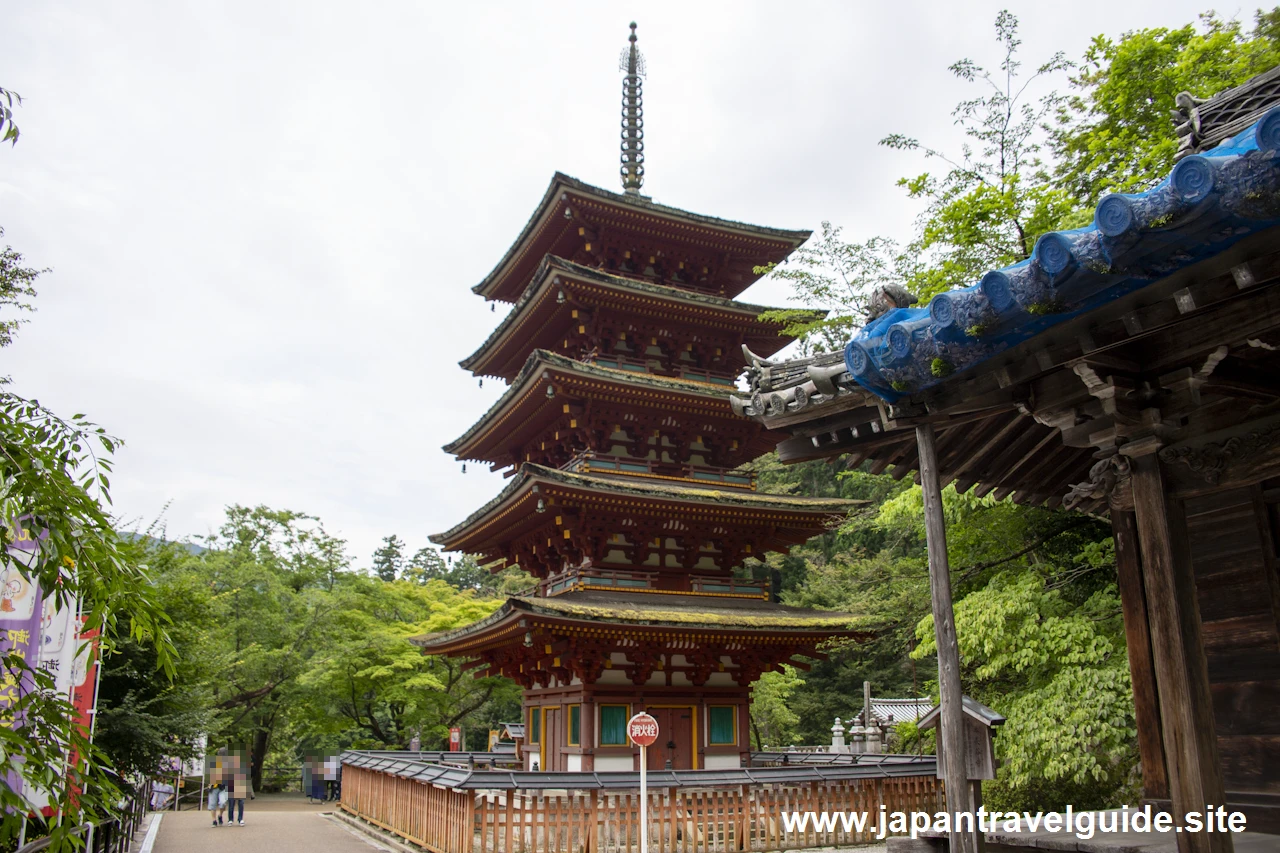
1, 0, 1245, 567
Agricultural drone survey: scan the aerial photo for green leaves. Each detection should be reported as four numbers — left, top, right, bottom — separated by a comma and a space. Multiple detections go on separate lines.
754, 223, 908, 353
0, 392, 177, 845
1051, 11, 1280, 206
0, 88, 20, 147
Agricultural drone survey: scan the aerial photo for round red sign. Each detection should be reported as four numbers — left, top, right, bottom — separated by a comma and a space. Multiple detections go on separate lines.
627, 712, 660, 747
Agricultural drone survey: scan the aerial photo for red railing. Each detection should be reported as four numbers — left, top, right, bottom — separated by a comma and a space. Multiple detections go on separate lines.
539, 568, 768, 599
565, 453, 755, 490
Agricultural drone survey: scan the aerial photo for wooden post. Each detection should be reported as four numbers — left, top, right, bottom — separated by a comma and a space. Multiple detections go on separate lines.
1124, 440, 1231, 853
1111, 509, 1169, 801
915, 423, 976, 853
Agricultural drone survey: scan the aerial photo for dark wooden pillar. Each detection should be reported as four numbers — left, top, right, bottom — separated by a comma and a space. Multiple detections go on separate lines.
916, 423, 976, 853
1125, 439, 1230, 853
1111, 509, 1170, 801
581, 693, 596, 771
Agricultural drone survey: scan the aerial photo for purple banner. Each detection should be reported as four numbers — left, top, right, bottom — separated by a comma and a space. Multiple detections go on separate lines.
1, 517, 48, 801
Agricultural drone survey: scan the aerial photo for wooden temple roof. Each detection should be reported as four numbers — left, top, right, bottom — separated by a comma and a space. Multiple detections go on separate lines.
409, 589, 867, 656
444, 349, 785, 468
462, 256, 795, 381
429, 462, 857, 555
735, 107, 1280, 513
472, 172, 810, 303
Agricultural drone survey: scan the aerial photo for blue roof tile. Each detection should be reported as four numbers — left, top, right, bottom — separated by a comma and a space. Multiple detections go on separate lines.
845, 106, 1280, 402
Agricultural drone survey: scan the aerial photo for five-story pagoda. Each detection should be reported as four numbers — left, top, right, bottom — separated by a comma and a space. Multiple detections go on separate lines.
413, 24, 864, 772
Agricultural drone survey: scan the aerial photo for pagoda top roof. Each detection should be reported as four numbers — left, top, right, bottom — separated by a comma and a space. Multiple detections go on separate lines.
410, 589, 866, 655
430, 462, 857, 551
473, 172, 811, 303
445, 349, 781, 465
462, 255, 795, 380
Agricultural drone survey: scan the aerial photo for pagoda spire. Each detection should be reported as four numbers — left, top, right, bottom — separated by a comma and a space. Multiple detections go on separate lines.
619, 22, 646, 195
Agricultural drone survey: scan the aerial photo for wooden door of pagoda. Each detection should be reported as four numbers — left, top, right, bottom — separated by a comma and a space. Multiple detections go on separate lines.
543, 707, 563, 771
645, 707, 694, 770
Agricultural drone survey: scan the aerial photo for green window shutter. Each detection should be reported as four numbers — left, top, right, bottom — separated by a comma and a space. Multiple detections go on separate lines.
600, 706, 627, 745
709, 706, 735, 745
569, 705, 581, 745
530, 708, 541, 743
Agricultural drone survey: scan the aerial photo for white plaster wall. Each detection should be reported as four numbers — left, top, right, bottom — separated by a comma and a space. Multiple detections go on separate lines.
566, 754, 582, 772
594, 755, 634, 771
705, 672, 733, 687
596, 668, 629, 685
703, 754, 741, 770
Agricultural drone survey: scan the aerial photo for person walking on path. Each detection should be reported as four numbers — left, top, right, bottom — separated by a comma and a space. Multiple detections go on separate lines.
206, 755, 227, 827
227, 749, 248, 826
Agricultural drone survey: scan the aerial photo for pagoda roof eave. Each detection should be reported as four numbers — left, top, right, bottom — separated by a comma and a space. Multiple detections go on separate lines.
409, 590, 869, 655
429, 462, 859, 550
444, 349, 769, 462
472, 173, 811, 303
461, 255, 805, 378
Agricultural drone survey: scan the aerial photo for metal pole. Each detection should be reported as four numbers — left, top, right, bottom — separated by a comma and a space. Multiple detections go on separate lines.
639, 745, 647, 852
915, 423, 976, 853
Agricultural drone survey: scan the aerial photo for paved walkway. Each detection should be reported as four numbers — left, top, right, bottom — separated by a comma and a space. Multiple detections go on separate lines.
147, 793, 389, 853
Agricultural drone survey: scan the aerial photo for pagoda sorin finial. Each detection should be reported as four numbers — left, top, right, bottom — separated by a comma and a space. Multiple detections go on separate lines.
619, 22, 646, 195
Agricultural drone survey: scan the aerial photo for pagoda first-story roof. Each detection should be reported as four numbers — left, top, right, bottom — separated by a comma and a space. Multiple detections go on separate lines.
409, 590, 867, 688
462, 255, 798, 382
429, 463, 857, 579
444, 349, 785, 471
472, 172, 810, 303
733, 108, 1280, 513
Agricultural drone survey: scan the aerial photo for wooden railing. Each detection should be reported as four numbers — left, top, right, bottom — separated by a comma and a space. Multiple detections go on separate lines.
565, 453, 755, 490
586, 355, 738, 388
340, 760, 943, 853
539, 568, 769, 599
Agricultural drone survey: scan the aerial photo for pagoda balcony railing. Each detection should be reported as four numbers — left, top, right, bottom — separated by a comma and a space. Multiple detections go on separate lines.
565, 452, 755, 490
339, 750, 944, 853
585, 353, 739, 388
540, 567, 769, 599
541, 567, 654, 596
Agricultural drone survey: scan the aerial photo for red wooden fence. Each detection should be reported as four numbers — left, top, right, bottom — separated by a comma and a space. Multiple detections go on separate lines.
340, 763, 944, 853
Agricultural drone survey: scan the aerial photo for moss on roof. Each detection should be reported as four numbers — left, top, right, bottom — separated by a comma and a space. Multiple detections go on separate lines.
409, 590, 866, 650
445, 349, 738, 457
518, 590, 865, 631
461, 255, 799, 375
430, 463, 860, 546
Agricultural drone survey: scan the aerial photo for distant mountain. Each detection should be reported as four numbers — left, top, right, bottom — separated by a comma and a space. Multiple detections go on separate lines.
119, 532, 207, 556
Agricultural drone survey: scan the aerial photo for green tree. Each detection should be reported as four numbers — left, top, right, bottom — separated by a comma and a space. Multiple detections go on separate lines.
1, 95, 178, 837
294, 578, 518, 749
372, 534, 406, 582
0, 228, 45, 352
749, 667, 804, 749
0, 308, 175, 843
880, 10, 1078, 302
913, 569, 1136, 810
1052, 10, 1280, 205
755, 225, 905, 353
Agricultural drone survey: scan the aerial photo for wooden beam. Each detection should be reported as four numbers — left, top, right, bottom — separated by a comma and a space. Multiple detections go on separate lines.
1125, 439, 1229, 851
915, 423, 976, 853
1111, 510, 1169, 802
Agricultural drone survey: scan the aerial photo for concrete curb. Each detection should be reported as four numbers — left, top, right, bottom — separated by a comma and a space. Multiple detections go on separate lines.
326, 808, 423, 853
137, 812, 164, 853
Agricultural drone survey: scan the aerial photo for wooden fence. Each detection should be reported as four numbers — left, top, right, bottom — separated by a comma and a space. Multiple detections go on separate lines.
340, 763, 943, 853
